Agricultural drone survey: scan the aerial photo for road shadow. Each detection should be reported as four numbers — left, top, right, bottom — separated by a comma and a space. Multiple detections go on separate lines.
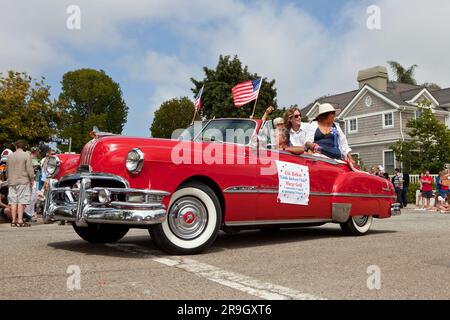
47, 226, 397, 257
48, 235, 160, 259
210, 227, 397, 252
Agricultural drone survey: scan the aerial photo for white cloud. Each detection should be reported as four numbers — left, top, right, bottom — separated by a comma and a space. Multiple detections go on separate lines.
1, 0, 450, 137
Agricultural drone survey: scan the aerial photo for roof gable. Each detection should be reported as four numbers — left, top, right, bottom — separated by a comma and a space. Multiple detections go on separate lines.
405, 88, 440, 106
338, 84, 400, 119
304, 89, 358, 118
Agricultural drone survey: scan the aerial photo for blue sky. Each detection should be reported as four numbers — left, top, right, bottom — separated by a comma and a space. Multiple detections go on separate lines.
1, 0, 449, 137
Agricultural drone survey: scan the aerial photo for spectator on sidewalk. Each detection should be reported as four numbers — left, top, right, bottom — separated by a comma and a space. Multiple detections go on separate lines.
436, 170, 449, 200
391, 168, 404, 207
401, 171, 410, 208
39, 149, 55, 192
0, 183, 11, 221
417, 171, 425, 209
6, 140, 35, 227
0, 147, 13, 182
420, 170, 434, 210
23, 181, 38, 222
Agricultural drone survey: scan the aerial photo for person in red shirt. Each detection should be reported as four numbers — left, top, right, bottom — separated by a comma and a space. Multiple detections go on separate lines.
420, 170, 434, 209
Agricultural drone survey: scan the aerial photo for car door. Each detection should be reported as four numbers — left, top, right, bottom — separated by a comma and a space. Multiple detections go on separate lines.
256, 123, 340, 221
197, 119, 259, 225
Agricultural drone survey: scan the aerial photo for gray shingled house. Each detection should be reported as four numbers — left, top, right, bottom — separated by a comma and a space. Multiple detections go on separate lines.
302, 66, 450, 173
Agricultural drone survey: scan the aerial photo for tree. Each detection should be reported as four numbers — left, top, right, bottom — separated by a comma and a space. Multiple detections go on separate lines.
391, 100, 450, 173
0, 71, 60, 146
58, 69, 128, 152
387, 61, 418, 85
150, 97, 199, 138
421, 82, 441, 91
191, 55, 278, 119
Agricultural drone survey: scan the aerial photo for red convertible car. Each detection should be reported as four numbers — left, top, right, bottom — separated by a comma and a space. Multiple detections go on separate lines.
43, 119, 400, 254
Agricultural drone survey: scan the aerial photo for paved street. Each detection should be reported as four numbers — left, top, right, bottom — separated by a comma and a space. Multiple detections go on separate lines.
1, 209, 449, 300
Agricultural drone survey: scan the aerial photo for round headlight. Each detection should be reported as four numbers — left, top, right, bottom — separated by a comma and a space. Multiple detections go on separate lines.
98, 189, 111, 204
46, 156, 60, 177
126, 148, 144, 173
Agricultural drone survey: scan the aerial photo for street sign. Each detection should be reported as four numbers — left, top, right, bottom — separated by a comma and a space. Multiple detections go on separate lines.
50, 137, 69, 145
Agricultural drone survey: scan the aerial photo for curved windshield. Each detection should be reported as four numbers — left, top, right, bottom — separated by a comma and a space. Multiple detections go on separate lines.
178, 120, 209, 141
196, 119, 257, 145
258, 120, 277, 150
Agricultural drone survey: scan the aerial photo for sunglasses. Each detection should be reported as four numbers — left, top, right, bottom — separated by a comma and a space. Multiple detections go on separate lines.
290, 114, 301, 119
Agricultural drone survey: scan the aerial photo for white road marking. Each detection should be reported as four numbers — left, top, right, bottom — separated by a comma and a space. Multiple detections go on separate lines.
106, 243, 324, 300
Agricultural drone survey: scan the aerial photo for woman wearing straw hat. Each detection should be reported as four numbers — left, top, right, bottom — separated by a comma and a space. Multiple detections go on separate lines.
304, 103, 355, 164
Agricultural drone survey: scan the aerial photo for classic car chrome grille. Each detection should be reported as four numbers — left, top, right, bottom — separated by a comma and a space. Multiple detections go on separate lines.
44, 174, 170, 226
56, 174, 129, 203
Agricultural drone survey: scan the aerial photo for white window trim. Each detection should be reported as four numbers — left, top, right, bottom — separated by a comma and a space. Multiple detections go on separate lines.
382, 112, 394, 129
347, 117, 358, 134
383, 150, 396, 173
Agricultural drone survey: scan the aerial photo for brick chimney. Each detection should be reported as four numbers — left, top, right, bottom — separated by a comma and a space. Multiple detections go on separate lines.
357, 66, 388, 92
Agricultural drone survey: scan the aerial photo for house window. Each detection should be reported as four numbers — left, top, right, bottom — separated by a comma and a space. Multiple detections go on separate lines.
383, 113, 394, 128
384, 151, 395, 174
415, 109, 423, 119
348, 118, 358, 133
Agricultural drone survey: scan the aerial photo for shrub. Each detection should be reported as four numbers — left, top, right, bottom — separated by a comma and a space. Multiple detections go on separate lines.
407, 183, 420, 204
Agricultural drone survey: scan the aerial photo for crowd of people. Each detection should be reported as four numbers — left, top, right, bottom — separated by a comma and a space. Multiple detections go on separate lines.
261, 103, 356, 164
417, 170, 450, 213
0, 141, 55, 227
261, 104, 450, 213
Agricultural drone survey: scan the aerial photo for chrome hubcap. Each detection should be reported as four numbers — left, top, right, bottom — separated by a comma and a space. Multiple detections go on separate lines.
353, 215, 369, 227
168, 196, 208, 240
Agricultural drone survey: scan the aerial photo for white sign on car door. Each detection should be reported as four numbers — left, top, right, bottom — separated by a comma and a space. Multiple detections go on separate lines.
276, 160, 310, 205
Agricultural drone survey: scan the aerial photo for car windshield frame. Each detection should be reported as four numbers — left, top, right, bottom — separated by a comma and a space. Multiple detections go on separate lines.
178, 120, 211, 141
194, 118, 258, 146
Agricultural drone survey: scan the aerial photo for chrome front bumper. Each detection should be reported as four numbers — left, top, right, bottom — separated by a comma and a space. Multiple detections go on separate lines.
43, 176, 170, 227
391, 203, 401, 216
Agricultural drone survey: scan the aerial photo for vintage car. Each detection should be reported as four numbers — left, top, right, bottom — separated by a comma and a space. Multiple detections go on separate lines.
43, 119, 401, 254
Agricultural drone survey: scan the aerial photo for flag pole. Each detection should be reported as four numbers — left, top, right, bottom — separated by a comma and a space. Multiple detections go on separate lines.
191, 107, 197, 125
250, 76, 263, 119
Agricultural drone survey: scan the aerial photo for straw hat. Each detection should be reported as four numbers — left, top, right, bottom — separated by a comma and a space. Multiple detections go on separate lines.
317, 103, 336, 117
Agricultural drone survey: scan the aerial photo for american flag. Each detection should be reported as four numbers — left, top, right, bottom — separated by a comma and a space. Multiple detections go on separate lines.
194, 85, 204, 110
232, 78, 262, 107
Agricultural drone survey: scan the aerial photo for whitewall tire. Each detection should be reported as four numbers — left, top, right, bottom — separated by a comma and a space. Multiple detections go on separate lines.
340, 215, 373, 236
149, 182, 222, 254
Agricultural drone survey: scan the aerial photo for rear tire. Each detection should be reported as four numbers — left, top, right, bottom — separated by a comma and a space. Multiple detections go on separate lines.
73, 224, 129, 243
149, 182, 222, 255
340, 216, 373, 236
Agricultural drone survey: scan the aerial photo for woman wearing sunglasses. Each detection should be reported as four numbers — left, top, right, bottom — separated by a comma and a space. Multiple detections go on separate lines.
283, 106, 307, 150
